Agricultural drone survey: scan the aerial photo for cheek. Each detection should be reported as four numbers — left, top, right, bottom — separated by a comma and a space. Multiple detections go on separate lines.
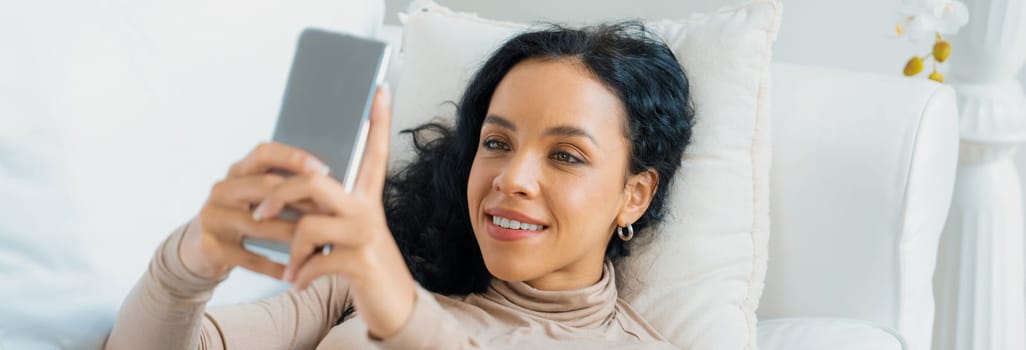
467, 158, 494, 211
559, 187, 610, 216
547, 170, 623, 227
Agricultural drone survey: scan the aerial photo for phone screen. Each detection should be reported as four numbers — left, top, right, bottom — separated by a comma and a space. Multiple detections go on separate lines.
243, 28, 390, 264
272, 28, 390, 191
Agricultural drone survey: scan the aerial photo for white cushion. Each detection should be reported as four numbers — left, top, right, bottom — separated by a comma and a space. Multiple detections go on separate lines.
390, 1, 780, 348
0, 1, 383, 348
758, 318, 905, 350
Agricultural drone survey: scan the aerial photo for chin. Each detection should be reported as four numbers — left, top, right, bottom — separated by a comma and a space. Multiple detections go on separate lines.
479, 249, 542, 283
473, 221, 550, 283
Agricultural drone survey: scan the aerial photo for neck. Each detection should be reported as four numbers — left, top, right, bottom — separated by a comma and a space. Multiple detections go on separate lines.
523, 256, 606, 291
485, 260, 619, 328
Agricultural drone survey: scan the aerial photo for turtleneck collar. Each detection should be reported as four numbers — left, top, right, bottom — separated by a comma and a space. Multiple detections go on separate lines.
483, 261, 618, 328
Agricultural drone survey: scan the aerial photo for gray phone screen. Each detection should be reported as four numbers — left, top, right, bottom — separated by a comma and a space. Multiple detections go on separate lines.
272, 28, 390, 191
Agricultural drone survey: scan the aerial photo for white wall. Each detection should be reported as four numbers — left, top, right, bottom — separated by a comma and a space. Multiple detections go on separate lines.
386, 0, 1026, 90
385, 0, 1022, 77
384, 0, 1026, 226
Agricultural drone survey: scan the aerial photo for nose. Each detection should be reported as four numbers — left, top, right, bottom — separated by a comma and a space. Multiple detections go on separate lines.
492, 152, 540, 199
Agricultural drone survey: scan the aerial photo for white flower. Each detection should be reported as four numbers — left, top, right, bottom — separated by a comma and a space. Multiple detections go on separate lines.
896, 0, 970, 40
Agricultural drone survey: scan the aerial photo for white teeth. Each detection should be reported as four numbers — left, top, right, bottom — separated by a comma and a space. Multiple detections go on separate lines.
491, 215, 543, 231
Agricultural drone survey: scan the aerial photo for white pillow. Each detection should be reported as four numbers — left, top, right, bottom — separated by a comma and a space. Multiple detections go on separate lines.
0, 1, 382, 348
390, 1, 779, 349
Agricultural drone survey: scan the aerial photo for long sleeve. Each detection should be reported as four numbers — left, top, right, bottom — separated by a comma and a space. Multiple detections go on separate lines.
372, 286, 486, 350
104, 224, 353, 350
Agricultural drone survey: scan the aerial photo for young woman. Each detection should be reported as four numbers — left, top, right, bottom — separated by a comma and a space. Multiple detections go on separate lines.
105, 22, 694, 349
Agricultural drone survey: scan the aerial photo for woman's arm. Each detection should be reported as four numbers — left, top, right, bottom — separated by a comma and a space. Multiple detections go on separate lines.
104, 224, 352, 350
370, 287, 486, 350
106, 85, 430, 348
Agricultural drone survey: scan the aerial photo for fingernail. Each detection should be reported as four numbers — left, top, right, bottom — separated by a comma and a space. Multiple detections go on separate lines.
282, 269, 292, 283
252, 201, 266, 221
306, 158, 330, 175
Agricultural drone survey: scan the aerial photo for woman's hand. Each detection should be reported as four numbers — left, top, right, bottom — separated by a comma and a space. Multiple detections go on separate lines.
251, 86, 416, 339
180, 138, 335, 281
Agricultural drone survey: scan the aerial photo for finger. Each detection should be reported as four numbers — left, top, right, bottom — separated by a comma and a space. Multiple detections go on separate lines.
201, 205, 296, 243
290, 253, 346, 290
284, 200, 334, 215
250, 200, 332, 222
285, 215, 370, 281
208, 174, 287, 209
225, 247, 287, 280
254, 174, 350, 220
228, 141, 330, 178
354, 85, 392, 196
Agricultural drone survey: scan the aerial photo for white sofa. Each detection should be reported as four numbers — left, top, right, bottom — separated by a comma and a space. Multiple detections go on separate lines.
0, 4, 959, 349
756, 64, 959, 350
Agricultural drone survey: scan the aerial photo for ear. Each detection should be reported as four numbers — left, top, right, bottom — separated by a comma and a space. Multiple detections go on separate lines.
617, 169, 659, 226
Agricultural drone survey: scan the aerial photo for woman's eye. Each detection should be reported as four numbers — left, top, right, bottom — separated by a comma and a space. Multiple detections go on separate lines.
482, 139, 510, 151
551, 151, 583, 164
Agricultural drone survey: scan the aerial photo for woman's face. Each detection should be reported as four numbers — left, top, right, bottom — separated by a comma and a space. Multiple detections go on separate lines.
467, 58, 657, 291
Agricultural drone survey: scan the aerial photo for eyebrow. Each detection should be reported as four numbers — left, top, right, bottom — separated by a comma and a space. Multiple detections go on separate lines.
484, 114, 598, 145
484, 115, 517, 131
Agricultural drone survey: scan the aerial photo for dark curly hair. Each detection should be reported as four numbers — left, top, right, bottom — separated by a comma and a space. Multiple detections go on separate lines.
386, 22, 694, 296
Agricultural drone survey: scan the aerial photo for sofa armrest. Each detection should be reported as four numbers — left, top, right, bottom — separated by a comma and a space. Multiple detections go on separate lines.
759, 318, 906, 350
759, 63, 959, 350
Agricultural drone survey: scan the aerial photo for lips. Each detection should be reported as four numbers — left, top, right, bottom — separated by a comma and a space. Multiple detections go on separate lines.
484, 208, 548, 241
485, 208, 546, 226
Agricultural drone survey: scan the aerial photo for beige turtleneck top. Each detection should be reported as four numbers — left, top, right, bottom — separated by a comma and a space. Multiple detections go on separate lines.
104, 225, 676, 349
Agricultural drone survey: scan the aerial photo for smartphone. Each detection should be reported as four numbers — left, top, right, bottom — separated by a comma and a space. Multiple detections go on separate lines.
242, 28, 390, 265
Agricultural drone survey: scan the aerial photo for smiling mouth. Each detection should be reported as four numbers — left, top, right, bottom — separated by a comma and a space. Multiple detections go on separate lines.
488, 215, 548, 231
